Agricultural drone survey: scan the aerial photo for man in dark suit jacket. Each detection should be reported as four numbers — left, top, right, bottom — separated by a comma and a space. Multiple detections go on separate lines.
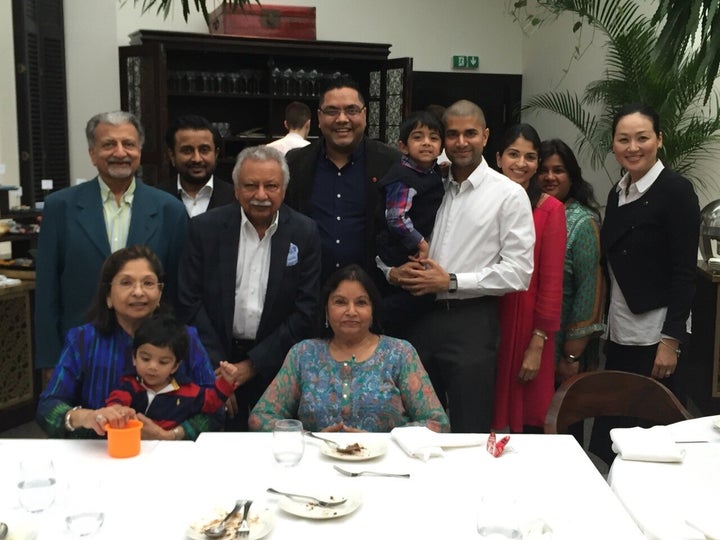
159, 114, 235, 216
178, 145, 321, 430
285, 77, 400, 286
35, 111, 188, 375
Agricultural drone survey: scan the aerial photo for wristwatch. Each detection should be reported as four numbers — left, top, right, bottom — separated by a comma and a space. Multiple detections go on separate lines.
448, 273, 458, 293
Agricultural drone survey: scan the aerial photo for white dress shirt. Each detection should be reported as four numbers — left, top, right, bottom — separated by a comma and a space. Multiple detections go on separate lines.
266, 132, 310, 155
178, 175, 214, 217
430, 158, 535, 300
232, 209, 279, 339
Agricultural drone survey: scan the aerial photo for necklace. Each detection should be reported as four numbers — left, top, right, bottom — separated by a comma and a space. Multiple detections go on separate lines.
329, 334, 378, 362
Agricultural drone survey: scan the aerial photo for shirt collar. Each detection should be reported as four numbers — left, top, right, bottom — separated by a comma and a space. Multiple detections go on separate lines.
98, 176, 135, 204
401, 154, 438, 175
240, 205, 280, 238
321, 137, 366, 163
616, 160, 665, 194
177, 175, 214, 198
447, 157, 488, 190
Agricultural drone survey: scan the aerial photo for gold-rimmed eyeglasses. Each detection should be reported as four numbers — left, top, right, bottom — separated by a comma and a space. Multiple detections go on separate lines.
111, 278, 163, 292
318, 105, 366, 118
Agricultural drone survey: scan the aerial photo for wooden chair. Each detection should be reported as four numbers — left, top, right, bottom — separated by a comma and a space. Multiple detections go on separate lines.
544, 370, 692, 434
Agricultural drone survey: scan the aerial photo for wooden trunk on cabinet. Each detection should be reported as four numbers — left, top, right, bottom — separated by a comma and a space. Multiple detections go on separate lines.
209, 4, 317, 40
119, 30, 412, 185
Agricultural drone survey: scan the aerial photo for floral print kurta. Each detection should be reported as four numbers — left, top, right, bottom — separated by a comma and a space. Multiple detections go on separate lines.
249, 336, 450, 432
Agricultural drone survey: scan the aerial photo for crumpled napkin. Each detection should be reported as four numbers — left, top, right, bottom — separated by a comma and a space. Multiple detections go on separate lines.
610, 425, 685, 463
391, 426, 444, 461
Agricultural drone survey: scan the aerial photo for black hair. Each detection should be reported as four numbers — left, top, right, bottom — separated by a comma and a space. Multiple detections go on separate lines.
87, 245, 165, 335
318, 264, 383, 338
318, 76, 365, 107
399, 111, 444, 145
165, 114, 221, 150
612, 103, 661, 137
539, 139, 601, 217
132, 312, 188, 365
497, 123, 543, 209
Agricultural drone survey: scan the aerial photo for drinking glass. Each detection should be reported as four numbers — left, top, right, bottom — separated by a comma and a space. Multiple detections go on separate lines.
272, 419, 304, 466
64, 477, 105, 537
476, 494, 522, 539
17, 458, 56, 513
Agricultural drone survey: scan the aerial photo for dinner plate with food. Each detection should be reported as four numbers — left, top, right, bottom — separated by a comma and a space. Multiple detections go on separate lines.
319, 439, 388, 461
275, 489, 362, 520
186, 502, 274, 540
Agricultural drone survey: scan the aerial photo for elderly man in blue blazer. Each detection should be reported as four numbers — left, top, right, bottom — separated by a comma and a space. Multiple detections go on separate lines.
35, 111, 188, 377
178, 145, 321, 431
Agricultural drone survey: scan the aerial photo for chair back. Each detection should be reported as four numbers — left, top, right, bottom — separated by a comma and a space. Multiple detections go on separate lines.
544, 370, 692, 434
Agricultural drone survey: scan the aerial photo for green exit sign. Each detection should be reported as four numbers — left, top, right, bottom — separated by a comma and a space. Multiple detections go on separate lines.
452, 55, 479, 69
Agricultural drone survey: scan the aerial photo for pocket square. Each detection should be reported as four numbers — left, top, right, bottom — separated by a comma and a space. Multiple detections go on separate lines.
286, 243, 298, 266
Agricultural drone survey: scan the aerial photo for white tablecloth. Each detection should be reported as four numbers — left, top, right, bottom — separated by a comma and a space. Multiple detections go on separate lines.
0, 433, 642, 539
609, 416, 720, 539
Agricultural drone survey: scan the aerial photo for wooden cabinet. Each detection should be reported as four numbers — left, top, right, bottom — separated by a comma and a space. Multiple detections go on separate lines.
119, 30, 412, 184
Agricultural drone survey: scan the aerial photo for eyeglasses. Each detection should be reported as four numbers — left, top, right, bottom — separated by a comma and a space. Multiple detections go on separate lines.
318, 105, 366, 118
111, 278, 163, 292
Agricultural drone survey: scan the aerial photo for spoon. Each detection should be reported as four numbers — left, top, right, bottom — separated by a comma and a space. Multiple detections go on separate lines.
203, 499, 243, 538
304, 431, 339, 449
266, 487, 347, 507
0, 522, 7, 540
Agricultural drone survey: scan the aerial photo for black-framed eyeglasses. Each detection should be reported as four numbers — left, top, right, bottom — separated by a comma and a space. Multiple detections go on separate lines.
318, 105, 366, 118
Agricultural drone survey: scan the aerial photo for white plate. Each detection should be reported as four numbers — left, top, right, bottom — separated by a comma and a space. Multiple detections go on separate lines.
713, 417, 720, 431
277, 490, 362, 520
186, 504, 274, 540
319, 439, 387, 461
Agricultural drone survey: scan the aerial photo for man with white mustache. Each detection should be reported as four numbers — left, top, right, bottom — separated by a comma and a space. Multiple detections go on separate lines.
35, 111, 188, 382
178, 145, 321, 431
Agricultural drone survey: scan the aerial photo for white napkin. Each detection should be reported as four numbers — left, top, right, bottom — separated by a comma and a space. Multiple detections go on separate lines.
610, 425, 685, 463
391, 426, 444, 461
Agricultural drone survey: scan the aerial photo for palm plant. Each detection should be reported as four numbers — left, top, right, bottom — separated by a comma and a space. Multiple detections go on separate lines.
131, 0, 257, 22
514, 0, 720, 189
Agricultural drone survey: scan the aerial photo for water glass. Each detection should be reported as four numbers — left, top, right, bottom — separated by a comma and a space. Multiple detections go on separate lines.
64, 478, 105, 537
476, 494, 523, 539
17, 458, 56, 513
272, 419, 305, 466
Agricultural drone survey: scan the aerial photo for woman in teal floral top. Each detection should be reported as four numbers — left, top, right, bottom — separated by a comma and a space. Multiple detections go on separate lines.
538, 140, 606, 384
249, 265, 449, 432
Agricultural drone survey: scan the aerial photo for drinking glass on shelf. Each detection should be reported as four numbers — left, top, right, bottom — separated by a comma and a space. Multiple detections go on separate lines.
272, 419, 304, 467
271, 67, 282, 95
229, 72, 240, 93
281, 68, 294, 96
215, 72, 226, 94
17, 458, 56, 513
294, 68, 306, 96
308, 69, 319, 96
251, 70, 263, 95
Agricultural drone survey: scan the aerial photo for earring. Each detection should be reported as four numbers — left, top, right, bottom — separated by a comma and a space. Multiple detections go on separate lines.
324, 317, 329, 329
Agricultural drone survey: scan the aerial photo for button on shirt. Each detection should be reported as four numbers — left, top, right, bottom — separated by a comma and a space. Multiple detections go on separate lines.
178, 175, 215, 217
232, 208, 278, 340
99, 177, 134, 253
309, 143, 367, 279
430, 159, 534, 300
606, 159, 678, 345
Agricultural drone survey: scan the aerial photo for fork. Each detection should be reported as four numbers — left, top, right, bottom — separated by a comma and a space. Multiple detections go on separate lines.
237, 499, 252, 538
266, 487, 347, 507
333, 465, 410, 478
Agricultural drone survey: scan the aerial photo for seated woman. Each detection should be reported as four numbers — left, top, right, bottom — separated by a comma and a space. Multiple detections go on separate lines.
36, 245, 219, 440
249, 264, 450, 433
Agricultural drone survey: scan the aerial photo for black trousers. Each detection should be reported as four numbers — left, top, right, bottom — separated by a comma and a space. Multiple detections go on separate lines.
404, 297, 499, 433
225, 338, 266, 432
588, 340, 684, 465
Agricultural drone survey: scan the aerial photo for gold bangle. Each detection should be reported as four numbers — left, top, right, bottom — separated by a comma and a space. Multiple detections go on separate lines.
659, 339, 681, 356
532, 330, 548, 341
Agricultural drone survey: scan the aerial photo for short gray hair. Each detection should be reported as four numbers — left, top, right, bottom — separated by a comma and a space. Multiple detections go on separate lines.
232, 145, 290, 189
86, 111, 145, 147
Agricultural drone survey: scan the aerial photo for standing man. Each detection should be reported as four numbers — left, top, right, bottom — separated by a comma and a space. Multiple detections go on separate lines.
35, 111, 188, 377
267, 101, 312, 155
160, 114, 235, 217
285, 78, 400, 285
178, 145, 321, 431
390, 100, 535, 432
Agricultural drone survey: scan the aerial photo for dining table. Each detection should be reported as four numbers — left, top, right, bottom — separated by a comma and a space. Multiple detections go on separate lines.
609, 415, 720, 540
0, 431, 643, 539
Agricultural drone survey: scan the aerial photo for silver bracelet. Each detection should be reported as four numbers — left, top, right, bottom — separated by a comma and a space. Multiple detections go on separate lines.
659, 339, 681, 356
64, 406, 82, 432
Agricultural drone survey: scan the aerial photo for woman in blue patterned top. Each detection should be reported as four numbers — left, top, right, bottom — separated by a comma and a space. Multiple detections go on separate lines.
249, 264, 449, 432
37, 245, 219, 440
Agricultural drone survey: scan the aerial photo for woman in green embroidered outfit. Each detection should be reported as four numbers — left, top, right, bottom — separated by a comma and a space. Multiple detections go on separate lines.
538, 139, 606, 384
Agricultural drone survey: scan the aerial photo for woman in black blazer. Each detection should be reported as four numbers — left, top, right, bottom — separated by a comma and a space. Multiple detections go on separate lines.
591, 104, 700, 464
